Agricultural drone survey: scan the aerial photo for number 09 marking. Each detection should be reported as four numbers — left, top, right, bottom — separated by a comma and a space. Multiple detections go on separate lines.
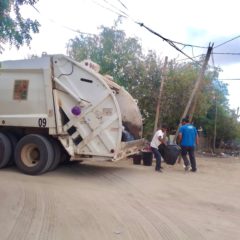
38, 118, 47, 127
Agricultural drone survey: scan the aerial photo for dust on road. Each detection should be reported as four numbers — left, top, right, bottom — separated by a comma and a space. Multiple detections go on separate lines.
0, 156, 240, 240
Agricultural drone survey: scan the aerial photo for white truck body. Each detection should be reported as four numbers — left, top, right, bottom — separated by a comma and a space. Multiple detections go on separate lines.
0, 54, 144, 171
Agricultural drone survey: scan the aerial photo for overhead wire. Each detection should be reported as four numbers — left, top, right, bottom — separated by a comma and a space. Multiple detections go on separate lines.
167, 39, 207, 49
137, 22, 202, 64
176, 54, 204, 62
82, 2, 240, 100
40, 0, 207, 64
101, 0, 129, 17
94, 0, 208, 54
174, 45, 186, 60
31, 5, 96, 36
33, 0, 240, 82
214, 35, 240, 49
101, 2, 240, 68
212, 52, 240, 55
94, 0, 197, 63
211, 50, 215, 67
211, 48, 240, 83
218, 79, 240, 81
116, 0, 128, 10
191, 46, 195, 59
91, 0, 128, 18
34, 0, 240, 56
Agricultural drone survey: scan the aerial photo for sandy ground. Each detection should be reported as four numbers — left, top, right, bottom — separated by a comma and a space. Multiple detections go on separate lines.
0, 155, 240, 240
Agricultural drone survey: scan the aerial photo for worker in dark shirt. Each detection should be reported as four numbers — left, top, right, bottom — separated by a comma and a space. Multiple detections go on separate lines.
178, 117, 199, 172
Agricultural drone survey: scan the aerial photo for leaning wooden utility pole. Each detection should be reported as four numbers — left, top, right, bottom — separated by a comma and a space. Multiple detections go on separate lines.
174, 43, 213, 142
153, 56, 168, 133
188, 95, 198, 123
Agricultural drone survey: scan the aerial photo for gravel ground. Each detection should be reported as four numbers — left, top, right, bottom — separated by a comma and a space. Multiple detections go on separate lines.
0, 155, 240, 240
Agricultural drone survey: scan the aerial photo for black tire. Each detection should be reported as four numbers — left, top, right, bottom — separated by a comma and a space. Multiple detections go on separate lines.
14, 134, 54, 175
48, 138, 61, 171
0, 133, 12, 168
5, 132, 18, 165
60, 147, 71, 164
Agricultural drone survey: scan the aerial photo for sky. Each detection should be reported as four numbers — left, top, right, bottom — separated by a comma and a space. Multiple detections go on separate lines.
1, 0, 239, 112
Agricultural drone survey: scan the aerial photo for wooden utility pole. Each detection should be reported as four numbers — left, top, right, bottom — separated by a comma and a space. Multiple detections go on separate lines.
213, 94, 218, 152
188, 94, 198, 123
174, 43, 213, 142
153, 56, 168, 133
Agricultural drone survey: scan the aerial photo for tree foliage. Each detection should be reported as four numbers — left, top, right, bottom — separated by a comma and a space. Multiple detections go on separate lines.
0, 0, 40, 52
67, 21, 240, 145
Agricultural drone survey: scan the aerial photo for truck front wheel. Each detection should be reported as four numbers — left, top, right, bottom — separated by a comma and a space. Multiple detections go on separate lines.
14, 134, 54, 175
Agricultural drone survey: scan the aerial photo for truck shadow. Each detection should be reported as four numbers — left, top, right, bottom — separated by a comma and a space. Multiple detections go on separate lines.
54, 161, 132, 178
0, 160, 139, 179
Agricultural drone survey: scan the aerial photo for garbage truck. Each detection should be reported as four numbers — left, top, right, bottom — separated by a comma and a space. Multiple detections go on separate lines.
0, 54, 144, 175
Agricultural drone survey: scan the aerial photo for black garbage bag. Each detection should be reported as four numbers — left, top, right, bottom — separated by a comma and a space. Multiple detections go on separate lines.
163, 144, 181, 165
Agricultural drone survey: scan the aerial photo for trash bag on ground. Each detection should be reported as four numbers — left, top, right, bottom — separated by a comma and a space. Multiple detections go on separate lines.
161, 144, 181, 165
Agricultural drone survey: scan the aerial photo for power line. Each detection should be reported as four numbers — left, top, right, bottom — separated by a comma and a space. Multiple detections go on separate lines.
218, 78, 240, 81
32, 6, 96, 36
136, 22, 207, 49
116, 0, 128, 10
214, 35, 240, 49
91, 0, 128, 18
32, 5, 40, 13
33, 2, 240, 68
176, 54, 204, 62
169, 40, 207, 49
100, 0, 219, 52
92, 0, 209, 51
211, 50, 215, 67
100, 0, 129, 18
137, 22, 204, 64
212, 52, 240, 55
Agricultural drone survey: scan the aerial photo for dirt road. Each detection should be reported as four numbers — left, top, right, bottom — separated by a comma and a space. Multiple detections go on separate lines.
0, 156, 240, 240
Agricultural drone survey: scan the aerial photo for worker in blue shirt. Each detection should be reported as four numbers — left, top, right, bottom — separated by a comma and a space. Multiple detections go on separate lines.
178, 117, 199, 172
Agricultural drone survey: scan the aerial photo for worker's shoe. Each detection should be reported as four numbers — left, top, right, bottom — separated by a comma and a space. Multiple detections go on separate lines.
184, 165, 190, 171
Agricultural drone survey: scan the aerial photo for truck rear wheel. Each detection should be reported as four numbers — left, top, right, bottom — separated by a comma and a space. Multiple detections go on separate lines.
0, 133, 12, 168
14, 134, 54, 175
4, 132, 18, 165
48, 138, 61, 171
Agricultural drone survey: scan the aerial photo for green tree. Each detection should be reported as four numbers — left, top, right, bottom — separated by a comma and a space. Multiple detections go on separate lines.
197, 79, 238, 148
0, 0, 40, 52
68, 19, 143, 88
160, 61, 199, 129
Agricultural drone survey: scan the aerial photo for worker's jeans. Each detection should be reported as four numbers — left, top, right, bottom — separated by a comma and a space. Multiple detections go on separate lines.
151, 147, 161, 171
181, 146, 197, 171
